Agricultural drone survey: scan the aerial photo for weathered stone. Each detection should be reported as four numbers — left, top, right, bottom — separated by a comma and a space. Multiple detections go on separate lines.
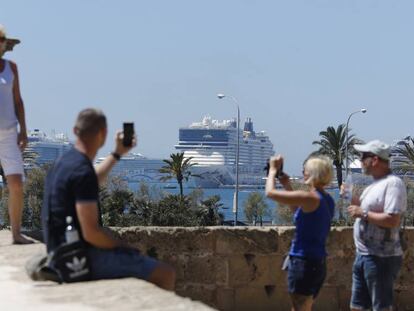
176, 284, 216, 308
0, 231, 215, 311
116, 227, 215, 256
313, 286, 340, 311
234, 286, 291, 311
227, 254, 281, 287
215, 288, 234, 311
275, 227, 294, 254
337, 286, 352, 311
6, 227, 414, 311
184, 255, 216, 284
214, 256, 229, 286
215, 227, 278, 255
325, 257, 354, 287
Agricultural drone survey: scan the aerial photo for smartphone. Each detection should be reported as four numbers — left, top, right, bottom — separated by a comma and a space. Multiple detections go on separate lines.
123, 122, 134, 147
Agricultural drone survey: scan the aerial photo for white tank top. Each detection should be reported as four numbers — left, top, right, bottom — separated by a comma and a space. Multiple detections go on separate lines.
0, 60, 18, 130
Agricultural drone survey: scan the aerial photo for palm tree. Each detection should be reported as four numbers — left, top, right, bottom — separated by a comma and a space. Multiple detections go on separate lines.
392, 137, 414, 174
159, 152, 200, 199
312, 124, 363, 188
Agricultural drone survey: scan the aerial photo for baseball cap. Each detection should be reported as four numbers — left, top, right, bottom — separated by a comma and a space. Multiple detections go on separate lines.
0, 24, 21, 51
354, 140, 390, 160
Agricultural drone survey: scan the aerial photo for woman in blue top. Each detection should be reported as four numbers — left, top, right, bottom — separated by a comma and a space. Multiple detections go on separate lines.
265, 155, 335, 311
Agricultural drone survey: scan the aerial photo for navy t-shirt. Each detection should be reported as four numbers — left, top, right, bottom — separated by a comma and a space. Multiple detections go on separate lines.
42, 148, 99, 252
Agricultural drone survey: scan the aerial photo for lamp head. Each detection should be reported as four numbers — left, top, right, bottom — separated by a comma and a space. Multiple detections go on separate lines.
361, 108, 367, 113
217, 93, 226, 99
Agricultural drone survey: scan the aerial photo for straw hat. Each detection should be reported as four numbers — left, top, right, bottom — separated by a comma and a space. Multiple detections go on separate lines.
0, 24, 21, 52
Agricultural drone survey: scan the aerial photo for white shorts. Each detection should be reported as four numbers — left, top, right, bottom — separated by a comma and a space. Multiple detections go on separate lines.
0, 127, 24, 176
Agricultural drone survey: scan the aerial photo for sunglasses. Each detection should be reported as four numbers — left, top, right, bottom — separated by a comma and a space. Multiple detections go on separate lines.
360, 153, 376, 160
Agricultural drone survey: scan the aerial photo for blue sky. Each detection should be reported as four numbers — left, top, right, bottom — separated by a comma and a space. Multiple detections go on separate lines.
2, 1, 413, 174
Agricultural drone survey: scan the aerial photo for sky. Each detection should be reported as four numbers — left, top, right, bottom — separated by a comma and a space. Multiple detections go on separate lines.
1, 1, 414, 174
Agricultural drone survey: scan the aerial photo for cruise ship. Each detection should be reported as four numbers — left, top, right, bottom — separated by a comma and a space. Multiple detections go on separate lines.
175, 116, 274, 188
26, 129, 73, 168
390, 136, 414, 178
95, 153, 176, 188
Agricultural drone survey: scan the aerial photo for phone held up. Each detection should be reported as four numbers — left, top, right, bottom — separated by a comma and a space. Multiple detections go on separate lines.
122, 122, 134, 147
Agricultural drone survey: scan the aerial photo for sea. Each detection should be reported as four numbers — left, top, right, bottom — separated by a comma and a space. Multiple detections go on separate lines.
128, 182, 340, 224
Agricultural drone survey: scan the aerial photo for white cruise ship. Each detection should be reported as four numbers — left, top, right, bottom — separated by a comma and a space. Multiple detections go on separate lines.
175, 116, 274, 188
95, 153, 176, 187
390, 136, 414, 178
26, 129, 73, 168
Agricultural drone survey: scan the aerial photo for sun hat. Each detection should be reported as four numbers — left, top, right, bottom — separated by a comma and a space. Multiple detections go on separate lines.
354, 139, 390, 160
0, 24, 21, 52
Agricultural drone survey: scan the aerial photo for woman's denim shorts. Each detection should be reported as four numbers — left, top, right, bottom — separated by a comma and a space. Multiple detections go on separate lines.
287, 256, 327, 298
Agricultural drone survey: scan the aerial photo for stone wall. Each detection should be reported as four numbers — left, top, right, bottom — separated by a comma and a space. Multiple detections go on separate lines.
114, 227, 414, 311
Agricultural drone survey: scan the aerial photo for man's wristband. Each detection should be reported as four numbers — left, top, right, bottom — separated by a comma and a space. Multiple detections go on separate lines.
111, 152, 121, 161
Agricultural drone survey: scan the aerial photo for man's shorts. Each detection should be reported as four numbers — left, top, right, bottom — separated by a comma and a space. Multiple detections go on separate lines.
287, 256, 327, 298
87, 247, 159, 281
0, 127, 24, 176
350, 254, 402, 311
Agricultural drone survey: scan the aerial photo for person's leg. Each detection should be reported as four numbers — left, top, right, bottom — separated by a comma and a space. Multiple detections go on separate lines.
6, 174, 32, 244
289, 293, 313, 311
0, 128, 30, 244
350, 254, 372, 311
88, 247, 176, 291
364, 255, 402, 311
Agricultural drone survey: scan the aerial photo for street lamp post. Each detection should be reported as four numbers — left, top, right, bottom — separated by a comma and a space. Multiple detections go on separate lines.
345, 108, 367, 178
217, 93, 240, 226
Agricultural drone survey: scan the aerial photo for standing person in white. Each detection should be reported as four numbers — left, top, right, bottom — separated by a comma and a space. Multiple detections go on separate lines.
0, 24, 32, 244
347, 140, 406, 311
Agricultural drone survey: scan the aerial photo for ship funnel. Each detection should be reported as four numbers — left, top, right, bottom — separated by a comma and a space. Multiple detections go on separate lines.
243, 117, 254, 133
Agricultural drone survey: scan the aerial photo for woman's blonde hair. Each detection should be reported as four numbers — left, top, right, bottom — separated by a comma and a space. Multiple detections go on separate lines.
304, 156, 333, 187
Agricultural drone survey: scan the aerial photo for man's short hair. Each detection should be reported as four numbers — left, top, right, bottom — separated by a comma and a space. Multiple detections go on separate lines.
74, 108, 107, 138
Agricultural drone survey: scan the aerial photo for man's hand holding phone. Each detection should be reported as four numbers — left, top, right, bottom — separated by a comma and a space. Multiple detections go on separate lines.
114, 122, 136, 156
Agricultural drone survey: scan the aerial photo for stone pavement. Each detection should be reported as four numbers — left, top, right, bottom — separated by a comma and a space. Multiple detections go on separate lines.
0, 231, 215, 311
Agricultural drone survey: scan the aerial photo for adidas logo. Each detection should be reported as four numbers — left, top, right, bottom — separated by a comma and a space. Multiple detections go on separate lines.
66, 256, 89, 279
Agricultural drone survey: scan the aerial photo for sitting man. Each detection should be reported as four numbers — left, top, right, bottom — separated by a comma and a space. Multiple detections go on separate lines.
41, 108, 175, 290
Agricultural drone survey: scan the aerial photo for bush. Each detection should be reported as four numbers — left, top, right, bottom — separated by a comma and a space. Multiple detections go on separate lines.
244, 192, 270, 226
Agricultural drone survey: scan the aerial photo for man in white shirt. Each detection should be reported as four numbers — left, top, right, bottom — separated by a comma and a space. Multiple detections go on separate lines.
347, 140, 406, 311
0, 24, 31, 244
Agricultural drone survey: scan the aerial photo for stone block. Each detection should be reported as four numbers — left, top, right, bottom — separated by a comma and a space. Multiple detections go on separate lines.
216, 288, 235, 311
395, 289, 414, 310
325, 257, 353, 287
313, 286, 339, 311
176, 284, 216, 309
215, 256, 229, 286
228, 254, 277, 287
184, 255, 216, 284
116, 227, 215, 256
337, 286, 352, 311
215, 227, 278, 255
275, 227, 295, 254
234, 286, 291, 311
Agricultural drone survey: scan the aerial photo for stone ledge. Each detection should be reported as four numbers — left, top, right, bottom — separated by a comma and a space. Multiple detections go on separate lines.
3, 227, 414, 311
0, 231, 215, 311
